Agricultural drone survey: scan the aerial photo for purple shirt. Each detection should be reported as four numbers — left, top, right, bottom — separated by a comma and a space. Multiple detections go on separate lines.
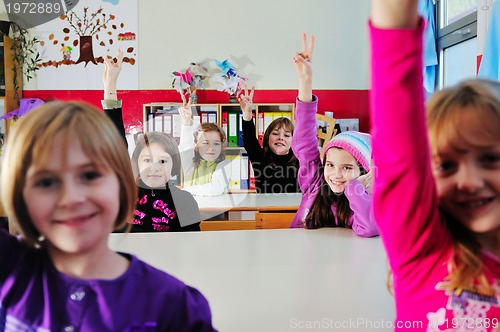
0, 229, 216, 331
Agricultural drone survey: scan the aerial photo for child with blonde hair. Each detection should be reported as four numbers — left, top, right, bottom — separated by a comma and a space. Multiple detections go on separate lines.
370, 0, 499, 329
0, 101, 216, 330
289, 33, 377, 237
178, 95, 231, 196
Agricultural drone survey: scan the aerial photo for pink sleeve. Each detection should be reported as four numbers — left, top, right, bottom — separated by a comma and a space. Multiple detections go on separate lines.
345, 180, 378, 238
369, 21, 450, 273
292, 96, 322, 192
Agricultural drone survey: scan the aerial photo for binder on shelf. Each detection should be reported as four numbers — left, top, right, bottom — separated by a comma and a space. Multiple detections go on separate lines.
229, 154, 241, 190
207, 111, 217, 124
201, 112, 208, 123
238, 112, 244, 147
249, 161, 256, 190
163, 114, 172, 135
240, 151, 249, 190
171, 113, 182, 143
154, 114, 163, 132
263, 112, 273, 132
147, 112, 154, 132
227, 112, 238, 147
281, 112, 291, 120
257, 112, 264, 147
193, 115, 201, 127
221, 111, 228, 138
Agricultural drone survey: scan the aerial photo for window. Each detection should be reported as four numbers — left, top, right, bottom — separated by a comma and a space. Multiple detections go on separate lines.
437, 0, 478, 88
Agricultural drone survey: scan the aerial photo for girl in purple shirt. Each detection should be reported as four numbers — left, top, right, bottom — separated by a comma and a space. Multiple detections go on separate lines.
0, 101, 216, 331
287, 33, 378, 237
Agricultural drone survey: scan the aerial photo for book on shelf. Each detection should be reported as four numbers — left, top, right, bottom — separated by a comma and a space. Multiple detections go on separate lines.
227, 112, 238, 147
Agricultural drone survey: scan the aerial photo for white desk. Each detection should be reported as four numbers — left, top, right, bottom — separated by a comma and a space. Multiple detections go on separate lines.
109, 228, 394, 332
194, 193, 301, 211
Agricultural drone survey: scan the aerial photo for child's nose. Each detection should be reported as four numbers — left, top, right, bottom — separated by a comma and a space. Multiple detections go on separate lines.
332, 168, 343, 178
456, 163, 483, 193
58, 181, 85, 207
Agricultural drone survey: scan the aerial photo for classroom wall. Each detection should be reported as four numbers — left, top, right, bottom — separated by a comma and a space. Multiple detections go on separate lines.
21, 0, 372, 131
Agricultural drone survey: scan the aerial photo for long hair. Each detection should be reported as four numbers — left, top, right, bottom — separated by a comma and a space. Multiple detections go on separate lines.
426, 78, 500, 296
262, 117, 297, 167
192, 122, 226, 167
304, 157, 367, 229
0, 101, 137, 247
131, 131, 182, 184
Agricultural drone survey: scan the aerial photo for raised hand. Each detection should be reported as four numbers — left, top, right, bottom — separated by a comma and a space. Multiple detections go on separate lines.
179, 93, 193, 126
371, 0, 419, 29
293, 33, 314, 102
357, 168, 373, 193
237, 84, 255, 121
103, 49, 123, 87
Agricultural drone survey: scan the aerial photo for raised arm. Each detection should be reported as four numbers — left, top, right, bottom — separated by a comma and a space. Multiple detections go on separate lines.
371, 0, 420, 29
291, 33, 321, 192
178, 96, 197, 179
102, 49, 126, 145
103, 49, 123, 101
294, 32, 314, 102
238, 86, 264, 162
369, 0, 445, 267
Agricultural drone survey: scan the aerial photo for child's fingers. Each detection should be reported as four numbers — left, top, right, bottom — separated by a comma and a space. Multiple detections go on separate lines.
301, 32, 307, 54
249, 86, 255, 100
117, 49, 124, 65
308, 35, 315, 59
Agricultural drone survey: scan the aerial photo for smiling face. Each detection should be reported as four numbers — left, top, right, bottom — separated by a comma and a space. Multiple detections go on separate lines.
23, 136, 120, 256
431, 109, 500, 239
196, 130, 223, 162
137, 142, 173, 188
268, 126, 292, 156
323, 148, 362, 193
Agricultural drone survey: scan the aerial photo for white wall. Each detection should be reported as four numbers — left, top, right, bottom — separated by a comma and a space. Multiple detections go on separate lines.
4, 0, 370, 90
138, 0, 370, 90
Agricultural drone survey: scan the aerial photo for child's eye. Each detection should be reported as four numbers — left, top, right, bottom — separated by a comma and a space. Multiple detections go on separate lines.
214, 142, 221, 146
200, 142, 209, 146
481, 153, 500, 167
325, 163, 333, 168
434, 160, 456, 174
159, 159, 169, 164
343, 166, 353, 171
271, 132, 279, 136
143, 158, 151, 163
35, 177, 58, 188
285, 134, 291, 138
81, 171, 101, 181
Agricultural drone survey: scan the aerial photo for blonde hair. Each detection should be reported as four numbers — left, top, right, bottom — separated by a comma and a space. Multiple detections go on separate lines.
426, 78, 500, 297
0, 101, 137, 247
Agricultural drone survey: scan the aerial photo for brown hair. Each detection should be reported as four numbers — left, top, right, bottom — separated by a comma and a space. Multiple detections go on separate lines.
131, 131, 182, 183
304, 152, 367, 229
192, 122, 226, 167
262, 117, 297, 166
426, 78, 500, 296
0, 101, 137, 247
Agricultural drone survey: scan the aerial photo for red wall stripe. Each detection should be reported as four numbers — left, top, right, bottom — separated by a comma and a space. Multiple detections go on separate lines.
24, 89, 370, 133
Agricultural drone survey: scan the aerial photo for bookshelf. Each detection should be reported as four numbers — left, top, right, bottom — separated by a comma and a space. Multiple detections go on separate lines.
142, 102, 295, 194
142, 102, 295, 142
0, 36, 22, 143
